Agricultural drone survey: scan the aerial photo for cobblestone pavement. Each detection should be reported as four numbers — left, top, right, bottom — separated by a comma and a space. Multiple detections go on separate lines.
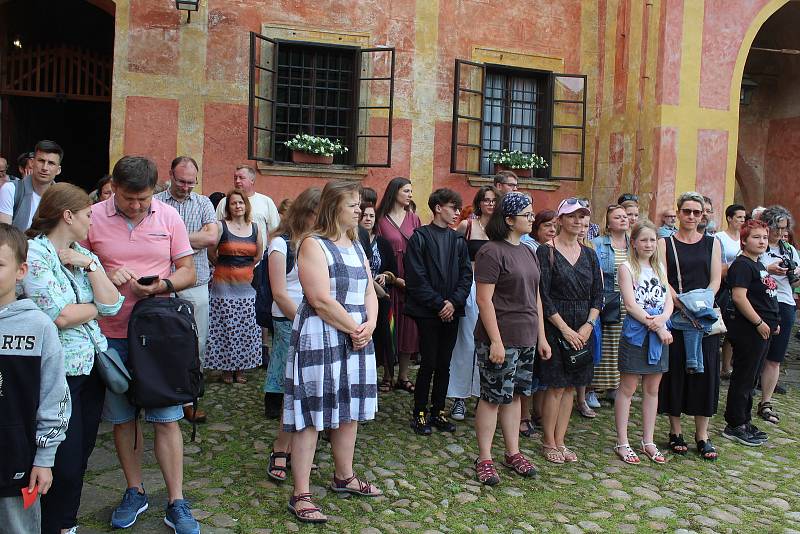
76, 336, 800, 534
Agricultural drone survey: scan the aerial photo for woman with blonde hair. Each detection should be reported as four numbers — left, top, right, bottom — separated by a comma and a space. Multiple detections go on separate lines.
23, 182, 123, 533
615, 220, 673, 464
262, 187, 321, 482
206, 188, 264, 383
284, 180, 381, 523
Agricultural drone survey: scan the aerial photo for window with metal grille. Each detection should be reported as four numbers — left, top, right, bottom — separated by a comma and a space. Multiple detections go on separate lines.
451, 60, 587, 181
249, 33, 395, 167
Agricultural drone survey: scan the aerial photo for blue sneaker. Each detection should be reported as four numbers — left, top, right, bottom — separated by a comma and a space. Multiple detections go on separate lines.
111, 487, 148, 528
164, 499, 201, 534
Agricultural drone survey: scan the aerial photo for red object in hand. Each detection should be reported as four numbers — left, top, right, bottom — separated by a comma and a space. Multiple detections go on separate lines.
21, 484, 38, 509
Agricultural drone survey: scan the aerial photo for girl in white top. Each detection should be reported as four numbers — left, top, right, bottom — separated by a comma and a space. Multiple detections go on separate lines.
263, 187, 321, 483
615, 220, 673, 465
716, 204, 745, 378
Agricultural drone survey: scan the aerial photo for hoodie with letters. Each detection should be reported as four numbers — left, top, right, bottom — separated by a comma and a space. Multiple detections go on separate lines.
0, 298, 70, 497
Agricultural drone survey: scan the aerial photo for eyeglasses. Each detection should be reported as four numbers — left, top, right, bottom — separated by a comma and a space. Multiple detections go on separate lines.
501, 182, 519, 190
680, 208, 702, 217
512, 213, 535, 221
481, 198, 497, 204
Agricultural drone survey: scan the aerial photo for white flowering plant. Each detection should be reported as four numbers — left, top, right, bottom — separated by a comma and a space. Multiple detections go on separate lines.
284, 134, 348, 157
487, 149, 548, 169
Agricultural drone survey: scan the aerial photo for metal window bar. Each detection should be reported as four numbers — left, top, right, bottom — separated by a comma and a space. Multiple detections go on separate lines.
248, 32, 277, 162
355, 47, 395, 167
549, 73, 587, 181
450, 59, 485, 174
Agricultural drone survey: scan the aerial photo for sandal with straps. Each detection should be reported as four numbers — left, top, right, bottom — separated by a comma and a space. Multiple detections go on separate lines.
330, 473, 382, 496
614, 443, 640, 465
542, 446, 565, 464
395, 379, 415, 393
696, 438, 718, 461
640, 441, 666, 464
287, 493, 327, 523
268, 451, 290, 482
757, 401, 780, 424
379, 377, 393, 392
668, 433, 688, 455
519, 419, 535, 438
474, 458, 500, 485
558, 445, 578, 463
502, 452, 537, 477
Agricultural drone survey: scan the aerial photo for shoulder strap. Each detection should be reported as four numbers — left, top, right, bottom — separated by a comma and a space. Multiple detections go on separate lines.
669, 236, 683, 294
59, 264, 103, 351
465, 218, 473, 240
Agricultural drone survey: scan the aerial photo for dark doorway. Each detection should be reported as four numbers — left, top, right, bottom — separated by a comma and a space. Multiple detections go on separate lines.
0, 0, 114, 191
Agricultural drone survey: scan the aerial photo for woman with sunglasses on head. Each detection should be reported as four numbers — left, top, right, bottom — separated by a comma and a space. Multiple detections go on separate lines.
536, 197, 603, 464
447, 185, 499, 421
657, 191, 722, 460
473, 192, 550, 485
585, 205, 630, 416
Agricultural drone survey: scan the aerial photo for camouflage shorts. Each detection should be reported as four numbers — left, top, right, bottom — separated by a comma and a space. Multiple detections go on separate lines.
476, 342, 535, 405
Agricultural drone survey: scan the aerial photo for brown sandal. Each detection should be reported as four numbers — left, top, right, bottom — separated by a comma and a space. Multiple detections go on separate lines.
222, 372, 234, 384
542, 446, 565, 464
268, 451, 290, 482
234, 372, 247, 384
330, 473, 382, 496
287, 493, 327, 523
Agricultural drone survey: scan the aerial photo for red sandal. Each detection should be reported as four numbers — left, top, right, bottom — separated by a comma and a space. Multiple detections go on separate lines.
330, 473, 382, 496
474, 458, 500, 485
287, 493, 327, 523
501, 452, 538, 477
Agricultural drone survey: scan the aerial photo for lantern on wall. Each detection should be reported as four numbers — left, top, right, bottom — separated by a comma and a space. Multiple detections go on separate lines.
740, 76, 758, 106
175, 0, 199, 23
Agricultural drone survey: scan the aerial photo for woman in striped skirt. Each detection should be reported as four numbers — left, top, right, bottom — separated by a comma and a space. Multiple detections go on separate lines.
587, 205, 630, 414
283, 181, 381, 524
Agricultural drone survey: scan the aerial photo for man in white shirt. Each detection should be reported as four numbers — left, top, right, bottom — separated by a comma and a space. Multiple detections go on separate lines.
0, 140, 63, 230
215, 165, 279, 247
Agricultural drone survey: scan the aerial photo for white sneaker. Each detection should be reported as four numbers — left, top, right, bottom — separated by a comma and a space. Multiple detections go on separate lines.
586, 391, 601, 409
64, 528, 78, 534
450, 399, 466, 421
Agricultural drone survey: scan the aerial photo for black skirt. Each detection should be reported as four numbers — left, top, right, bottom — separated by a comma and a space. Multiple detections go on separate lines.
657, 330, 721, 417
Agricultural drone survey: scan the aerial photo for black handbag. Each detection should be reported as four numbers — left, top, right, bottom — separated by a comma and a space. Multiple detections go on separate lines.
558, 336, 593, 372
600, 291, 621, 324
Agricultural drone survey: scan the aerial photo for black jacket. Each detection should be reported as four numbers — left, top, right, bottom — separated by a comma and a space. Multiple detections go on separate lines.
358, 227, 398, 277
403, 224, 472, 318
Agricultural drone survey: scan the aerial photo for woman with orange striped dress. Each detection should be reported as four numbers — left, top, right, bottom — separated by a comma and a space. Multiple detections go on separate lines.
206, 188, 264, 383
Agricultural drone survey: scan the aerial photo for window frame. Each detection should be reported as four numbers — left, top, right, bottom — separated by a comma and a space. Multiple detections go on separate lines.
248, 32, 395, 168
450, 58, 587, 181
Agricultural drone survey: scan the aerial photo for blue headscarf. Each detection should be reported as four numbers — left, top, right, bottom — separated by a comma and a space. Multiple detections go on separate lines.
501, 192, 532, 216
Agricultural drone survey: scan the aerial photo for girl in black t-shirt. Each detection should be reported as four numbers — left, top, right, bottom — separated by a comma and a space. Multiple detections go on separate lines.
722, 219, 779, 446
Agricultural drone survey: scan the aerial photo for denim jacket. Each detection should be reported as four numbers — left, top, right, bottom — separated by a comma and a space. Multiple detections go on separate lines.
591, 235, 629, 293
622, 306, 670, 365
670, 288, 717, 374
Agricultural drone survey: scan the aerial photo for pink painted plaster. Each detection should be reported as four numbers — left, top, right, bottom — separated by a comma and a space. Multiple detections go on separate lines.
695, 129, 728, 218
655, 0, 683, 105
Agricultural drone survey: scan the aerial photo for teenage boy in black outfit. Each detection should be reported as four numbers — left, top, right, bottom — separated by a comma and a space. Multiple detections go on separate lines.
404, 188, 472, 434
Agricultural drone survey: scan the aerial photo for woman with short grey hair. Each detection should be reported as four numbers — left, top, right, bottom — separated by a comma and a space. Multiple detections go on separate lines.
755, 205, 799, 425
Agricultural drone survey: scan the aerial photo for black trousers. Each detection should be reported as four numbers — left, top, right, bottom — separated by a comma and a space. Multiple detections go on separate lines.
724, 324, 770, 428
41, 368, 105, 533
413, 317, 459, 414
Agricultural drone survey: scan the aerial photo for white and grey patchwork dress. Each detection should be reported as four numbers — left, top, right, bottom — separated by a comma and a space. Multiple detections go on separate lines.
283, 236, 378, 432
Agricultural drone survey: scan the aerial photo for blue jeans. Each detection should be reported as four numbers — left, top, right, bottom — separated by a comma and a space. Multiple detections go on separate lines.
0, 496, 40, 534
102, 338, 184, 424
766, 303, 796, 363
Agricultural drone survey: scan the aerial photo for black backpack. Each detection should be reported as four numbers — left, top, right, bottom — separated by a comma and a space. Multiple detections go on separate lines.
126, 280, 204, 415
253, 233, 295, 331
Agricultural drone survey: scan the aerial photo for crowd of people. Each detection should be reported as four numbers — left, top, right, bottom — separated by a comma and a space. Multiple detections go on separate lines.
0, 140, 797, 531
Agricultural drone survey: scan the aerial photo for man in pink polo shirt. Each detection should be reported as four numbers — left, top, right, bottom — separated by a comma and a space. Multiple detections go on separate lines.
83, 156, 200, 533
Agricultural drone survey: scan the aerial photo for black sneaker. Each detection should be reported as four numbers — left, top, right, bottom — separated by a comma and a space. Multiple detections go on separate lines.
411, 411, 432, 435
746, 423, 768, 442
428, 411, 456, 432
722, 424, 763, 447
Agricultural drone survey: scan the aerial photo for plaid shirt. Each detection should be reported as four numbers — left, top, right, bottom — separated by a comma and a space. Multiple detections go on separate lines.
154, 189, 217, 286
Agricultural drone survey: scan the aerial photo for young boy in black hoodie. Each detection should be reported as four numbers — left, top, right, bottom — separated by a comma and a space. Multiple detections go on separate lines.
0, 224, 70, 533
404, 189, 472, 434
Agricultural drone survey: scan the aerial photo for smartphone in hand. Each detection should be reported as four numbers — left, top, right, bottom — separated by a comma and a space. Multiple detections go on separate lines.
137, 275, 159, 285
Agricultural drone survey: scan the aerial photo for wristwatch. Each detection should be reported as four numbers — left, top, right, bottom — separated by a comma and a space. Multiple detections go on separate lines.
586, 318, 598, 328
86, 259, 98, 272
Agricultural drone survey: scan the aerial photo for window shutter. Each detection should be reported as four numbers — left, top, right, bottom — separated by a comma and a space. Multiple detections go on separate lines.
355, 47, 395, 167
248, 32, 278, 163
548, 74, 587, 180
450, 59, 485, 175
